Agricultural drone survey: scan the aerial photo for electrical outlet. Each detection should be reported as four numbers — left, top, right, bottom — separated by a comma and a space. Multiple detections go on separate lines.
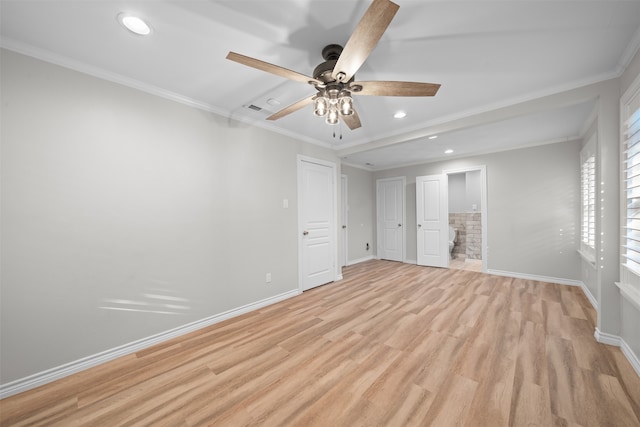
266, 273, 272, 283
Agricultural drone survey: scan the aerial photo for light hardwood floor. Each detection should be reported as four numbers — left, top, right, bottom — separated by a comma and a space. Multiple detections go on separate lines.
449, 257, 482, 272
2, 260, 639, 426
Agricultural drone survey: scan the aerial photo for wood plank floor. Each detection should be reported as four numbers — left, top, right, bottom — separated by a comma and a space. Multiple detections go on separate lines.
2, 260, 639, 426
449, 257, 482, 272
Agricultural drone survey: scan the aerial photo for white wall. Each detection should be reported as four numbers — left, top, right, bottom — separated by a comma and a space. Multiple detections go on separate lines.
341, 165, 374, 263
0, 49, 340, 385
374, 140, 581, 280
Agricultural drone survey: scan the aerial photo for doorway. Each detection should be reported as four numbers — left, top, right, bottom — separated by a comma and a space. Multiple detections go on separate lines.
443, 166, 488, 272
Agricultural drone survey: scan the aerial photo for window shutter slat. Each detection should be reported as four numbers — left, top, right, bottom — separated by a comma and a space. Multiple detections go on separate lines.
581, 151, 595, 255
624, 106, 640, 272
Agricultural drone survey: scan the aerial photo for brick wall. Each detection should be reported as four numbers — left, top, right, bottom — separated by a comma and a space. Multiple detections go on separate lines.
448, 212, 482, 260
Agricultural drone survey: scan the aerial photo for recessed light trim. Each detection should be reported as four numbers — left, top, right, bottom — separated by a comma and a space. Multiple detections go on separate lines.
267, 98, 281, 106
428, 135, 438, 140
393, 111, 406, 119
444, 149, 454, 154
119, 13, 151, 35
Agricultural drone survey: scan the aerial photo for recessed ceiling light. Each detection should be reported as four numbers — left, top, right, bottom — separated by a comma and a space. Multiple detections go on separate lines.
393, 111, 406, 119
267, 98, 281, 106
444, 149, 454, 154
118, 13, 151, 35
428, 135, 438, 140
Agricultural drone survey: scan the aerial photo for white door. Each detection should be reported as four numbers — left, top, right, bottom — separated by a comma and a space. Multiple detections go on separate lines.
341, 174, 348, 267
416, 174, 449, 267
299, 157, 336, 291
377, 177, 405, 262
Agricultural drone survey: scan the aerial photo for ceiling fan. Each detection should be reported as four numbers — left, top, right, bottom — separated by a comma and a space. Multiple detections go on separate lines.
226, 0, 440, 130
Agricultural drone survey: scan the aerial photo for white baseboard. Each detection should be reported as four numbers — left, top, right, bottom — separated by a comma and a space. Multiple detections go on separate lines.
405, 259, 417, 265
621, 339, 640, 378
487, 268, 599, 313
594, 328, 640, 378
346, 255, 375, 266
579, 282, 599, 310
0, 289, 300, 399
594, 328, 622, 346
486, 269, 583, 287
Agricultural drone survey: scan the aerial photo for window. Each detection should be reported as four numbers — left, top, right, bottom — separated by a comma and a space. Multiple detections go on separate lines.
580, 135, 596, 262
623, 106, 640, 273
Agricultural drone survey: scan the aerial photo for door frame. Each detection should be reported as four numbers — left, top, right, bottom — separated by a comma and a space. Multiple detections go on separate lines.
297, 155, 340, 292
376, 176, 406, 263
341, 174, 348, 268
442, 165, 488, 272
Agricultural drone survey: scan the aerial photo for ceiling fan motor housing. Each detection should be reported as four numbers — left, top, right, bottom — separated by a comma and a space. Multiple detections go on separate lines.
322, 44, 343, 60
313, 44, 355, 86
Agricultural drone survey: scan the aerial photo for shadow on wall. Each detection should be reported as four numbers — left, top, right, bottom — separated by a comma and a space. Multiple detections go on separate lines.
99, 284, 191, 316
491, 173, 579, 272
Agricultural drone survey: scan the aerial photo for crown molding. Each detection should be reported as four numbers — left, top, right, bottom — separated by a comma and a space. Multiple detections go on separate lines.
0, 39, 333, 150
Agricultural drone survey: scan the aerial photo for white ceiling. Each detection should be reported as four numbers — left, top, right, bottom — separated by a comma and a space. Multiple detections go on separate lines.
2, 1, 639, 170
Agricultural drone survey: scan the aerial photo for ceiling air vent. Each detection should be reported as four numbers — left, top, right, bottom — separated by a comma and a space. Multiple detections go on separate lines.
247, 104, 262, 112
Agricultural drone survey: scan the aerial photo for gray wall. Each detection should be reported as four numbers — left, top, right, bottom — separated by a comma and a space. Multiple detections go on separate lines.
580, 121, 599, 304
466, 170, 482, 211
341, 165, 375, 263
0, 49, 340, 384
374, 140, 581, 280
448, 173, 467, 212
448, 171, 482, 213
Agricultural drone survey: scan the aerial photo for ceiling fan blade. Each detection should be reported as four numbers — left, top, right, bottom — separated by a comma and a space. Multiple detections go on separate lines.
266, 95, 315, 121
342, 109, 362, 130
227, 52, 322, 86
331, 0, 399, 83
353, 81, 441, 96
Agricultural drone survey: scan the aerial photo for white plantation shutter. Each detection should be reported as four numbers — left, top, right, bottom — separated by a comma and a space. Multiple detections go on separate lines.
624, 106, 640, 273
580, 136, 596, 260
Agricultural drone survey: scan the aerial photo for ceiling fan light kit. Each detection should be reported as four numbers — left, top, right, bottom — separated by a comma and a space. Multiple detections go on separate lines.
226, 0, 440, 132
313, 87, 354, 125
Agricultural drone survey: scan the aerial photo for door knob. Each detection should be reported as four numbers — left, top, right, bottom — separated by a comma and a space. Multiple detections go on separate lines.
418, 224, 422, 228
303, 230, 309, 236
342, 225, 347, 229
398, 224, 402, 227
